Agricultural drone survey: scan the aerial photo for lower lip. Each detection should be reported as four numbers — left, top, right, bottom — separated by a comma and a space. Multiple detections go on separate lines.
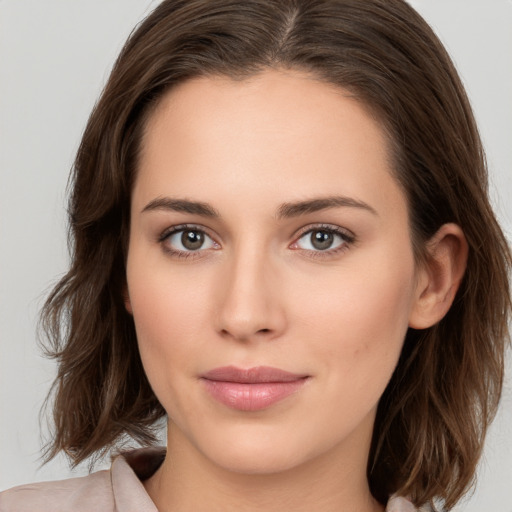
201, 378, 308, 411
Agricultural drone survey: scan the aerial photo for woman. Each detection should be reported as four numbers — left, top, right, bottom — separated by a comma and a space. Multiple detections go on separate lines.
1, 0, 510, 511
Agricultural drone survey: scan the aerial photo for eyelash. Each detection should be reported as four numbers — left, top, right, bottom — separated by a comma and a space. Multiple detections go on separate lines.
292, 224, 355, 259
158, 223, 356, 260
158, 224, 218, 260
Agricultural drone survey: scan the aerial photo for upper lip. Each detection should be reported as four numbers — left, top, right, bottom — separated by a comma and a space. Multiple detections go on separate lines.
201, 366, 308, 383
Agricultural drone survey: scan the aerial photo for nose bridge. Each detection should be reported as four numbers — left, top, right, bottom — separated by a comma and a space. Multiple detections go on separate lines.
215, 237, 286, 341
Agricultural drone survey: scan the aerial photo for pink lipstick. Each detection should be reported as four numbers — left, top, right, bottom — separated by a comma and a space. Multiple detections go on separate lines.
200, 366, 309, 411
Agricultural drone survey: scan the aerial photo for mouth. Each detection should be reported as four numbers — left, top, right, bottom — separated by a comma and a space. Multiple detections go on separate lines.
200, 366, 310, 411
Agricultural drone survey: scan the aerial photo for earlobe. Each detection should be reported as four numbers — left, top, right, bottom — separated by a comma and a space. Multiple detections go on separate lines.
408, 223, 468, 329
123, 286, 133, 315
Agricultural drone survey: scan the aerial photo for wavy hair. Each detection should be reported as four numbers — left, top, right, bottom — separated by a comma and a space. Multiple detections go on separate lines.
41, 0, 511, 509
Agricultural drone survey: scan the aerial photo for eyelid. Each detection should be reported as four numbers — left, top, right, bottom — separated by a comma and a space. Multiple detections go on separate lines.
158, 223, 220, 259
292, 223, 355, 243
157, 222, 356, 260
158, 223, 217, 242
289, 223, 356, 257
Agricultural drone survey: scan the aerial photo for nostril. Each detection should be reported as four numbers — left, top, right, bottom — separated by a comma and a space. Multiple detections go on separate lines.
219, 327, 272, 339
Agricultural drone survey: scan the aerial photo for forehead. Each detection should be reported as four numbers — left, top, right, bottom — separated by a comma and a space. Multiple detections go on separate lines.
135, 69, 404, 221
142, 69, 389, 162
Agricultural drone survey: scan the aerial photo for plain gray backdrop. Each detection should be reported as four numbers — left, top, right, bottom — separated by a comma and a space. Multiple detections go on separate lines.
1, 1, 511, 509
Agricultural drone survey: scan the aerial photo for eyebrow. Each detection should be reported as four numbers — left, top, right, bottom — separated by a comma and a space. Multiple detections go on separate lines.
276, 196, 378, 219
141, 195, 377, 218
142, 197, 220, 217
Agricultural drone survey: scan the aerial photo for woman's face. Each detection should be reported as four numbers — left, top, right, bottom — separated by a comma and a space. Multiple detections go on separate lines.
126, 69, 422, 475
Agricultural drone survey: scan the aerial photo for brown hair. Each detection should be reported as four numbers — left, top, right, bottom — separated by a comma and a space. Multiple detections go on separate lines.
41, 0, 511, 509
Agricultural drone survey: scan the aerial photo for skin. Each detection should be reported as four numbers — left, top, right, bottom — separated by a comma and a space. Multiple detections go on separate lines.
125, 69, 467, 512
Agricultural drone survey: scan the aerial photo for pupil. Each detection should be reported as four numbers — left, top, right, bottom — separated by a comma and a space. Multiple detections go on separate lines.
182, 230, 204, 250
311, 231, 333, 250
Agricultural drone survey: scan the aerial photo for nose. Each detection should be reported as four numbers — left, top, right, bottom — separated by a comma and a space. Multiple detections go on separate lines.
214, 247, 287, 342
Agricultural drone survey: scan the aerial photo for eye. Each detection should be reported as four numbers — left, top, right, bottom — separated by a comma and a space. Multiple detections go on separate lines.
292, 226, 354, 253
160, 225, 219, 257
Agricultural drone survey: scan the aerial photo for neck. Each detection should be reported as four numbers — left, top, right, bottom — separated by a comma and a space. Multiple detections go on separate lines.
144, 421, 384, 512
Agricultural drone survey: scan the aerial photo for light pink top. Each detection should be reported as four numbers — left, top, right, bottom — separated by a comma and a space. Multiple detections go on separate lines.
0, 447, 422, 511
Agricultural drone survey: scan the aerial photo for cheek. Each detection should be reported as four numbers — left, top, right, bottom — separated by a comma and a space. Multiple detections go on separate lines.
127, 271, 216, 428
125, 254, 214, 391
293, 249, 416, 393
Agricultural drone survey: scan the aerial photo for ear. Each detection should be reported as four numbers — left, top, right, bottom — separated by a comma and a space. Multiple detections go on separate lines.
409, 223, 468, 329
123, 285, 133, 315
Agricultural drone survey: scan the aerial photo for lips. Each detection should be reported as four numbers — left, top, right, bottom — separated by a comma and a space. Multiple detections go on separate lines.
200, 366, 309, 411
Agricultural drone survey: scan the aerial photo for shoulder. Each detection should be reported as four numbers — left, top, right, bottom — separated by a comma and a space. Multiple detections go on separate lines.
0, 470, 113, 512
386, 495, 433, 512
0, 447, 164, 512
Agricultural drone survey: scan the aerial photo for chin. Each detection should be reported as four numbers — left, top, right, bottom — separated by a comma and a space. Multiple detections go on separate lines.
190, 423, 333, 477
209, 446, 311, 476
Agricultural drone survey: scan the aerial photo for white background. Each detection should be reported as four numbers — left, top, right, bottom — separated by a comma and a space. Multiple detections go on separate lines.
0, 1, 511, 509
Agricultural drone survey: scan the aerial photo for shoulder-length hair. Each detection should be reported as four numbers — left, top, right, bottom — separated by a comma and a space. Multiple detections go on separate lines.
41, 0, 511, 509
